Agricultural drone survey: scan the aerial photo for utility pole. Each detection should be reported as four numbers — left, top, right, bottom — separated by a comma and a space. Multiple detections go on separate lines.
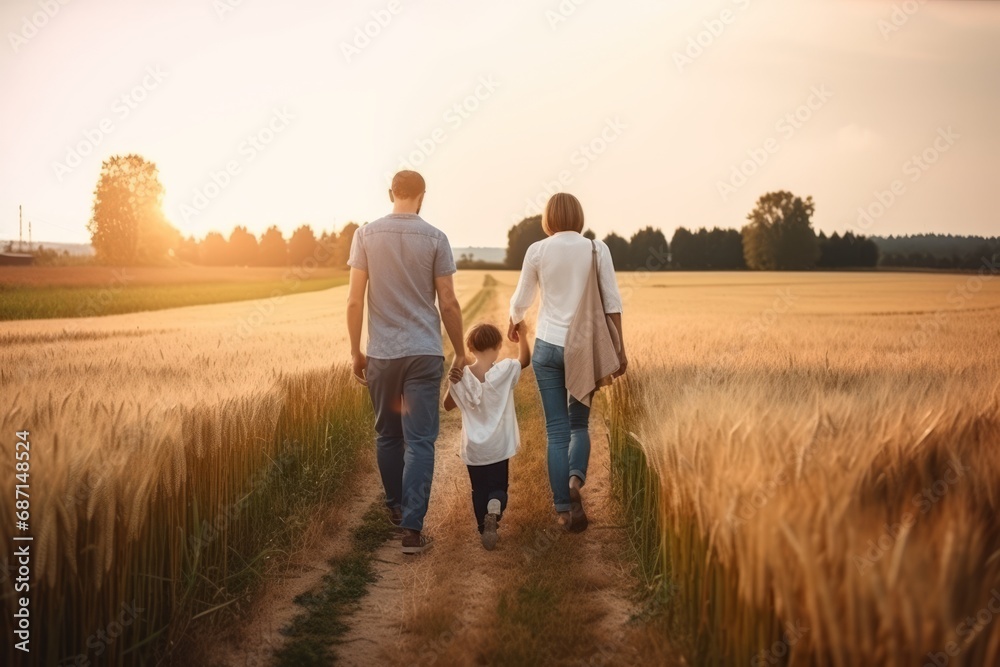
28, 221, 32, 251
19, 205, 23, 252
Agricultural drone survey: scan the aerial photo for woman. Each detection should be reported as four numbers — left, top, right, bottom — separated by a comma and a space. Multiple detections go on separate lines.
508, 193, 627, 532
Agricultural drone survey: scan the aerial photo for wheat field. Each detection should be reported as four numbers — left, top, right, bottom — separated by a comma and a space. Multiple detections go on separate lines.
0, 273, 486, 666
3, 269, 998, 665
607, 270, 1000, 666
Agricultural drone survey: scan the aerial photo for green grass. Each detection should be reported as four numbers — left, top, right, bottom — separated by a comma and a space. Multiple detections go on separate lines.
0, 276, 347, 320
275, 502, 394, 666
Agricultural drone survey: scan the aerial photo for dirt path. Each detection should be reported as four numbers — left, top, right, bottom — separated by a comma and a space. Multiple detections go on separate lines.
333, 277, 673, 666
200, 457, 383, 667
202, 275, 673, 666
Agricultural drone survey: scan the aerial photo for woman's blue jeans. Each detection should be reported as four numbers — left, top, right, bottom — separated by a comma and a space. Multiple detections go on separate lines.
532, 339, 591, 512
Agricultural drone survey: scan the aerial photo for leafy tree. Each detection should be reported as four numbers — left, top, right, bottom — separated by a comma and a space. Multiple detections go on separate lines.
289, 224, 320, 266
603, 232, 631, 270
88, 154, 179, 264
259, 226, 288, 266
199, 232, 229, 266
229, 226, 259, 266
742, 191, 819, 270
333, 222, 360, 268
583, 229, 596, 240
505, 216, 546, 269
628, 227, 669, 272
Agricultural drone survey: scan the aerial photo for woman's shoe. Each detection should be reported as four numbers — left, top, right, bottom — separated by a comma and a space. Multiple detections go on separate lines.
568, 487, 588, 533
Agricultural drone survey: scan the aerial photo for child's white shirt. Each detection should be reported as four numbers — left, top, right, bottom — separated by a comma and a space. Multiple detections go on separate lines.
449, 358, 521, 466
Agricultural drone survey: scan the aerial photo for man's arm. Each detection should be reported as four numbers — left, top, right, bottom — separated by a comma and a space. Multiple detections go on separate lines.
435, 274, 467, 374
347, 267, 368, 384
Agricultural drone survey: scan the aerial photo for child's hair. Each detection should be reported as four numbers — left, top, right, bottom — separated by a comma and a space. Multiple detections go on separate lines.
466, 323, 503, 352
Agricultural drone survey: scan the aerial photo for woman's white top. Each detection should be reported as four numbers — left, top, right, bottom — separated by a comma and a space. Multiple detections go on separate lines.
509, 231, 624, 347
449, 359, 522, 466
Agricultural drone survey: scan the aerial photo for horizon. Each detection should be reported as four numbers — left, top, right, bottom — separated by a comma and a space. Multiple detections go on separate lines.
2, 0, 998, 248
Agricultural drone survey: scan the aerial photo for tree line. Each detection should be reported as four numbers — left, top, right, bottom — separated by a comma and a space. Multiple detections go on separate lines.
86, 155, 994, 272
86, 154, 357, 268
174, 223, 358, 268
505, 191, 882, 271
872, 234, 1000, 270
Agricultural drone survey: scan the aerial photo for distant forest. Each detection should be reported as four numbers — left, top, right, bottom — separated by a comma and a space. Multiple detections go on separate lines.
500, 192, 999, 272
869, 234, 1000, 270
55, 154, 998, 273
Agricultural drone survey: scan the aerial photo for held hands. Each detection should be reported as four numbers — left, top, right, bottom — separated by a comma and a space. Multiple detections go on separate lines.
352, 351, 368, 386
508, 318, 527, 343
449, 353, 468, 384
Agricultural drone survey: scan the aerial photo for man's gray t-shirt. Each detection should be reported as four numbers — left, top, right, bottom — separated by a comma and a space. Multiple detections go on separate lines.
348, 213, 456, 359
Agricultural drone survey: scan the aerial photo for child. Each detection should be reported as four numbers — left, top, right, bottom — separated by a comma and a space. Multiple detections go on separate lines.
445, 321, 531, 550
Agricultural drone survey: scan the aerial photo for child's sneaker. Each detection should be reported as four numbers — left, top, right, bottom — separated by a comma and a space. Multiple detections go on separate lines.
481, 499, 501, 551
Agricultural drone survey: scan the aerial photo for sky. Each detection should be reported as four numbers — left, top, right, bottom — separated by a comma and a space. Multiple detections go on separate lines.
1, 0, 998, 248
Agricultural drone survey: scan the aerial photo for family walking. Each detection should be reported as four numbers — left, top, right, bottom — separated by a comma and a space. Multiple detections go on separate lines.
346, 170, 627, 554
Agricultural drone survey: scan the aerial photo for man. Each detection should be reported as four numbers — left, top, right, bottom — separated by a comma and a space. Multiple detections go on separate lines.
346, 170, 467, 555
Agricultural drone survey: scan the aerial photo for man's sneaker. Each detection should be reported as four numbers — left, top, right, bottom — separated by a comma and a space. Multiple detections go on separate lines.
481, 499, 501, 551
569, 487, 588, 533
401, 529, 433, 555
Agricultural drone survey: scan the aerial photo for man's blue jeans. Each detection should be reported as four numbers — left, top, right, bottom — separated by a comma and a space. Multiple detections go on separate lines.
366, 355, 443, 532
532, 339, 591, 513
